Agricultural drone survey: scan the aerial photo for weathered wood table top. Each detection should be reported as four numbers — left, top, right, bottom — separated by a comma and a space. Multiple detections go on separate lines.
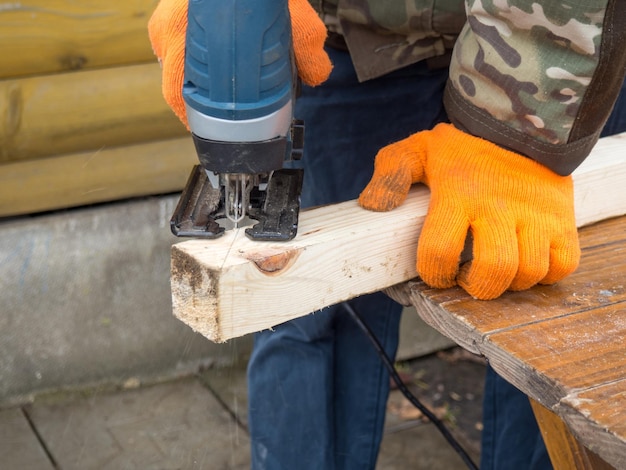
391, 215, 626, 469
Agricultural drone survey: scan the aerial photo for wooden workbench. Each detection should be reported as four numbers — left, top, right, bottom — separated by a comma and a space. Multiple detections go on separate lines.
388, 215, 626, 469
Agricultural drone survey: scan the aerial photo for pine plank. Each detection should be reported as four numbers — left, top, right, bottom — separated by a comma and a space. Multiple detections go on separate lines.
170, 132, 626, 343
0, 0, 158, 79
171, 185, 431, 342
573, 132, 626, 227
0, 137, 197, 217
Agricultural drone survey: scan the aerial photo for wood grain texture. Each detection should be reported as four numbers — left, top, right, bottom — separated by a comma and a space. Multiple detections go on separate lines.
0, 137, 197, 217
559, 380, 626, 469
486, 304, 626, 405
408, 215, 626, 469
0, 63, 185, 163
531, 399, 616, 470
573, 132, 626, 227
171, 185, 431, 343
170, 132, 626, 344
388, 210, 626, 352
0, 1, 158, 79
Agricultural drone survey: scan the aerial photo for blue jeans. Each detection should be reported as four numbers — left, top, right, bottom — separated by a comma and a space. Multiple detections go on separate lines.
480, 366, 552, 470
480, 78, 626, 470
247, 47, 448, 470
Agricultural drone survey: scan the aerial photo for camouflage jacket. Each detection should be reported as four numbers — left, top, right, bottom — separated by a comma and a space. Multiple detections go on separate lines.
313, 0, 626, 175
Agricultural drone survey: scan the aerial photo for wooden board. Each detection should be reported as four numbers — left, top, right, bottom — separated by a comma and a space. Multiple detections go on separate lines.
0, 62, 185, 164
171, 185, 431, 342
530, 399, 615, 470
404, 215, 626, 353
0, 0, 158, 79
572, 132, 626, 227
406, 215, 626, 469
0, 137, 197, 217
559, 379, 626, 467
170, 132, 626, 343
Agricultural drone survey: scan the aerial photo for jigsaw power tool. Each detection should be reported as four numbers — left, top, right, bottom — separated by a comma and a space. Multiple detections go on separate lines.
170, 0, 304, 241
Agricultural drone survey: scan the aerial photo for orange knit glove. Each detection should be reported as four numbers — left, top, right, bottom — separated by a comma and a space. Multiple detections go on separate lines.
148, 0, 332, 127
358, 123, 580, 300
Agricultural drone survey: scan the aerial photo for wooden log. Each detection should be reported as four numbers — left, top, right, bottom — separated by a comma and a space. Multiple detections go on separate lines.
0, 62, 185, 163
170, 132, 626, 343
0, 137, 197, 217
0, 0, 158, 79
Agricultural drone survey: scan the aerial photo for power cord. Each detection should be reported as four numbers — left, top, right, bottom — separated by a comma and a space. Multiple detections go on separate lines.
341, 301, 479, 470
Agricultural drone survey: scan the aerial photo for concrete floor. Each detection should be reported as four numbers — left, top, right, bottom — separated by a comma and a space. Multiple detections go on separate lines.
0, 345, 486, 470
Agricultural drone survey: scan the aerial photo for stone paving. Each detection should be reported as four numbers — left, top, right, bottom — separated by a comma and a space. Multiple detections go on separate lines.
0, 350, 485, 470
0, 311, 486, 469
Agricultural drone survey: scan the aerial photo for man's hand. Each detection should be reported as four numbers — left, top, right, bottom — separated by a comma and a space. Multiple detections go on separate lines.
359, 123, 580, 300
148, 0, 332, 128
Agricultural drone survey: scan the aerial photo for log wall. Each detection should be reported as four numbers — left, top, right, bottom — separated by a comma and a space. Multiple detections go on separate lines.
0, 1, 192, 217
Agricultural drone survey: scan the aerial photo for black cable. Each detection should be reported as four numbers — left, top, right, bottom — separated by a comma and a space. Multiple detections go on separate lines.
341, 301, 479, 470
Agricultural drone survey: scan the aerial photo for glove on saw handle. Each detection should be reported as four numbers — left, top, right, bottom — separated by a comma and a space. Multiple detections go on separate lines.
358, 123, 580, 300
148, 0, 332, 127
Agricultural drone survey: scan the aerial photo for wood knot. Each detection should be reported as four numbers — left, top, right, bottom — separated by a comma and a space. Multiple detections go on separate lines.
247, 249, 299, 275
59, 54, 88, 71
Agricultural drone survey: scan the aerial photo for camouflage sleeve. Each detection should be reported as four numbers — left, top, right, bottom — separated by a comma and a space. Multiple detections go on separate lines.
334, 0, 466, 81
445, 0, 626, 175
